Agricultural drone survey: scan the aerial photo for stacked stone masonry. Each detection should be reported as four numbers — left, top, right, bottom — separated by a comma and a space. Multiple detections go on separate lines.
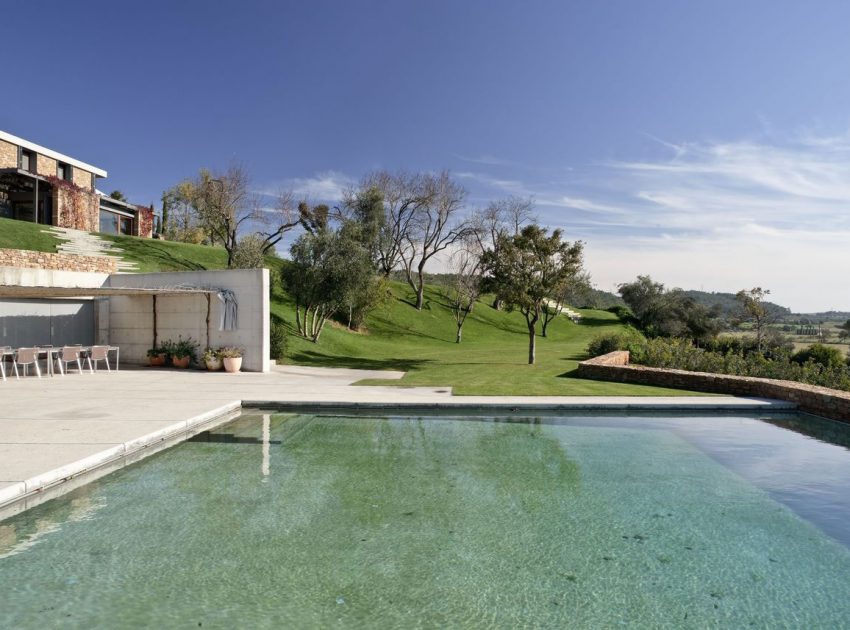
0, 140, 17, 168
578, 351, 850, 424
0, 248, 116, 274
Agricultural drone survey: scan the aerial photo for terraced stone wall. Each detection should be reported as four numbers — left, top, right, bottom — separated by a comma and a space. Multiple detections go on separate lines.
578, 351, 850, 424
0, 248, 116, 274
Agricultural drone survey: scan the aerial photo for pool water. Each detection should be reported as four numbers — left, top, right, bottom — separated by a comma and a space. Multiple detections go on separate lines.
2, 411, 850, 628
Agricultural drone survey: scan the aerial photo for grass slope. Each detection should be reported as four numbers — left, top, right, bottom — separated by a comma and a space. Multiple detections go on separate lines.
0, 217, 60, 252
273, 282, 703, 396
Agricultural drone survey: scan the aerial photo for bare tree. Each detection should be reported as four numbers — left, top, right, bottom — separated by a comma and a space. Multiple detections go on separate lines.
541, 270, 591, 337
399, 171, 471, 310
446, 234, 485, 343
470, 196, 535, 309
189, 165, 297, 267
354, 170, 428, 277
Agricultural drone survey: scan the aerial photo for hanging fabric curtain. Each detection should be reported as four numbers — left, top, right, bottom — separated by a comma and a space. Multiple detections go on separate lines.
217, 290, 238, 331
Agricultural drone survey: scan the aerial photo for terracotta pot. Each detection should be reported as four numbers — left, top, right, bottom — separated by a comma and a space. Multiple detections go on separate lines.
205, 357, 222, 371
223, 357, 242, 373
172, 355, 191, 369
148, 353, 166, 367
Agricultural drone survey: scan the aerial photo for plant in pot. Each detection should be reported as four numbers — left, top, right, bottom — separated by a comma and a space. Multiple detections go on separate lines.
170, 337, 199, 369
146, 345, 167, 367
218, 346, 244, 373
202, 347, 222, 371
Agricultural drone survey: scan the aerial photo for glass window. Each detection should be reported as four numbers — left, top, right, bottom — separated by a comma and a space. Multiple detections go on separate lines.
120, 217, 133, 235
20, 151, 32, 172
99, 210, 119, 234
57, 164, 67, 180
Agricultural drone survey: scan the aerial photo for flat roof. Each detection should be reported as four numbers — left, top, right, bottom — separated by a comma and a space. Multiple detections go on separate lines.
0, 130, 107, 179
0, 285, 217, 299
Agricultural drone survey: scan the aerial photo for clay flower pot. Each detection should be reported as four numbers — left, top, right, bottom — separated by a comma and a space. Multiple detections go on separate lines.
149, 353, 166, 367
172, 355, 191, 369
223, 357, 242, 373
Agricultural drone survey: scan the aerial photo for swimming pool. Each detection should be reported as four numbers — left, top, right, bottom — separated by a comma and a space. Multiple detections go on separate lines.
2, 410, 849, 628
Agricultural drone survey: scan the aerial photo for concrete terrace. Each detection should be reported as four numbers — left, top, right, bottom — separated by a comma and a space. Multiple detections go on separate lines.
0, 365, 796, 518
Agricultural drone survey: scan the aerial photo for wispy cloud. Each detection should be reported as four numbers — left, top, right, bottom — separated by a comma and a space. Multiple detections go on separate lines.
455, 131, 850, 310
453, 153, 520, 167
260, 170, 355, 202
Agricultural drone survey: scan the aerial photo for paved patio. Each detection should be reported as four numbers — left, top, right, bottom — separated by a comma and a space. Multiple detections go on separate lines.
0, 365, 795, 517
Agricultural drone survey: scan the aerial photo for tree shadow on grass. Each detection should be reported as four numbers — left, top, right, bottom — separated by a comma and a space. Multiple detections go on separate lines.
289, 350, 432, 372
118, 241, 211, 271
577, 316, 620, 328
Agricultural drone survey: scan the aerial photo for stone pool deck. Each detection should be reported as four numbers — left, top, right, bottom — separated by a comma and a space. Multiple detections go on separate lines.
0, 365, 796, 518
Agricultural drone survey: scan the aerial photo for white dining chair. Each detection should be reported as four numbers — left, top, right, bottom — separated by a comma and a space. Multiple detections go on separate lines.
0, 346, 11, 382
13, 348, 42, 379
87, 346, 111, 373
57, 346, 84, 376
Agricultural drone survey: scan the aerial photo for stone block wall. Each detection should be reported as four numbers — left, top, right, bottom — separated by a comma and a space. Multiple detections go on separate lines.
55, 185, 99, 232
577, 351, 850, 424
0, 248, 116, 274
0, 140, 16, 168
72, 166, 94, 191
36, 154, 57, 178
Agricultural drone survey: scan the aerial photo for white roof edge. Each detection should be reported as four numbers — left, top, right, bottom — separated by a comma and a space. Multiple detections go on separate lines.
0, 129, 108, 178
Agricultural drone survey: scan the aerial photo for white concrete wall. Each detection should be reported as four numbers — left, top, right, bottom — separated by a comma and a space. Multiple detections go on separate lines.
105, 269, 269, 372
0, 266, 108, 289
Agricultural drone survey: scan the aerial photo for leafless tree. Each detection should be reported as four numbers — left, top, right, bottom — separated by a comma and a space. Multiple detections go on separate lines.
446, 233, 485, 343
399, 171, 471, 310
470, 196, 536, 309
351, 170, 429, 277
541, 270, 591, 337
189, 165, 297, 268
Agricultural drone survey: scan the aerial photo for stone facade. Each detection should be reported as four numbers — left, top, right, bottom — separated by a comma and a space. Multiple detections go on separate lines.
36, 154, 57, 178
0, 247, 116, 274
55, 183, 99, 232
72, 165, 94, 191
577, 351, 850, 424
0, 140, 17, 168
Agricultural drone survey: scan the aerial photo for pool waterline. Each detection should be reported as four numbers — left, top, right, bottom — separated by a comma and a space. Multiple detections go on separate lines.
2, 409, 850, 628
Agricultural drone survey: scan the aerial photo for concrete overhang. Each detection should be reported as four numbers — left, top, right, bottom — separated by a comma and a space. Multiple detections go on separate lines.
0, 285, 218, 299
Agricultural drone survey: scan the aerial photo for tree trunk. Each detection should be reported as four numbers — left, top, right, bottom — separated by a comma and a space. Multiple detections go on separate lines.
541, 317, 550, 338
415, 263, 426, 310
492, 298, 503, 311
527, 319, 536, 364
456, 322, 463, 343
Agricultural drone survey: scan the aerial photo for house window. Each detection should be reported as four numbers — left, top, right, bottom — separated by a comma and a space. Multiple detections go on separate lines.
99, 210, 134, 235
20, 150, 34, 172
57, 163, 72, 181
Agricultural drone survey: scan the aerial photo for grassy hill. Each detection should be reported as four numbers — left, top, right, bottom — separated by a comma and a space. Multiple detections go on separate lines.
1, 219, 699, 395
272, 281, 696, 396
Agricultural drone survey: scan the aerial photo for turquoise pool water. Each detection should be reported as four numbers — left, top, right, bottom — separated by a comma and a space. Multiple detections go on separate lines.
2, 411, 850, 628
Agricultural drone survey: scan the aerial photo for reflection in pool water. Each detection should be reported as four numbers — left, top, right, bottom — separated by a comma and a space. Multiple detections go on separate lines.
1, 410, 850, 628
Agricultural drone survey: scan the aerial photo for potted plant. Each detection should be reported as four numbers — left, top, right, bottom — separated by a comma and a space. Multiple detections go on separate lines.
146, 346, 167, 367
170, 337, 198, 369
202, 347, 222, 371
219, 347, 244, 373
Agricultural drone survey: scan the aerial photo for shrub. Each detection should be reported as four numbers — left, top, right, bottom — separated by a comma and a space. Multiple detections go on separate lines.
606, 305, 633, 322
791, 343, 846, 368
586, 327, 646, 357
270, 319, 288, 360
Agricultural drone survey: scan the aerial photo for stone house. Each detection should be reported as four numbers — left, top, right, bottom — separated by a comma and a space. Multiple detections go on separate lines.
0, 129, 153, 238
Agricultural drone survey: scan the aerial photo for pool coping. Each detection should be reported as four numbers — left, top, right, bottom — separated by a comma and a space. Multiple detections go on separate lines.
0, 396, 798, 521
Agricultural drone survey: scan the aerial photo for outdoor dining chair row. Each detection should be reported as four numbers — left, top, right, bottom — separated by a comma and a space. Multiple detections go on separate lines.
0, 345, 117, 381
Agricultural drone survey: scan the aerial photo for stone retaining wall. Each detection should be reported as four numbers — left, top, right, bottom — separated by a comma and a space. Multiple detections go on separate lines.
0, 248, 116, 274
577, 351, 850, 424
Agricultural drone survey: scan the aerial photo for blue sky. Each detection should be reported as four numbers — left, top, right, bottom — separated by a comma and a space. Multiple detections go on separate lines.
4, 1, 850, 311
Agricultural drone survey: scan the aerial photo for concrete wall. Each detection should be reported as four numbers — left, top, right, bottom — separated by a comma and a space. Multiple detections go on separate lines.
105, 269, 270, 372
0, 266, 109, 290
577, 351, 850, 424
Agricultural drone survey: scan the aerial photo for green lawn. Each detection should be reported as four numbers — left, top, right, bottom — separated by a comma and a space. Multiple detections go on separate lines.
2, 222, 703, 396
273, 282, 704, 396
0, 217, 60, 252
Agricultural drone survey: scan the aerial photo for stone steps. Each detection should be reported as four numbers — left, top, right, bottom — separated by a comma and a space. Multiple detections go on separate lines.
42, 227, 139, 271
